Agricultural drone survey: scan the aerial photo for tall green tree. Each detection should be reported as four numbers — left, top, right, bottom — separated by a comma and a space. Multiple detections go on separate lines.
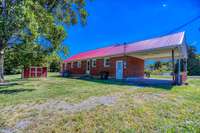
47, 52, 62, 72
0, 0, 88, 81
154, 61, 162, 70
4, 44, 62, 74
187, 46, 200, 75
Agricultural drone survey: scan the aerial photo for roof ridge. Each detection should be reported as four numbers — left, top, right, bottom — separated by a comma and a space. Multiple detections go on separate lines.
64, 31, 185, 62
71, 32, 185, 57
126, 31, 185, 46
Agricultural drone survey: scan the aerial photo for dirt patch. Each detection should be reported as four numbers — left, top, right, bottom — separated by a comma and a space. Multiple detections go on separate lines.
1, 95, 118, 114
0, 128, 14, 133
0, 95, 119, 132
131, 92, 185, 106
0, 119, 33, 133
27, 95, 118, 113
15, 119, 32, 129
133, 93, 168, 101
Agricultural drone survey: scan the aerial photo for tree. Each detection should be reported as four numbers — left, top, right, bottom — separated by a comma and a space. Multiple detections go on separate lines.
4, 44, 62, 74
154, 61, 162, 70
47, 52, 62, 72
187, 46, 200, 76
0, 0, 88, 81
4, 46, 21, 75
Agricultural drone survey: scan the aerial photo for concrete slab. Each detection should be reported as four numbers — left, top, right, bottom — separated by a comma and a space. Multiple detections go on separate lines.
126, 78, 173, 86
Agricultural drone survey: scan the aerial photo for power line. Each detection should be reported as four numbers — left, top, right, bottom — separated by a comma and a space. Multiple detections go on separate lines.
163, 15, 200, 36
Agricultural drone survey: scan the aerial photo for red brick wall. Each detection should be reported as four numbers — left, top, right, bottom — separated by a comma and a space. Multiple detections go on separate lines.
62, 61, 87, 75
123, 56, 144, 78
71, 61, 86, 75
62, 56, 144, 78
90, 59, 113, 76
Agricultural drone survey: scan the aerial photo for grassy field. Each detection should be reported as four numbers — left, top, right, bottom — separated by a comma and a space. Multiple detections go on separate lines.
0, 73, 200, 133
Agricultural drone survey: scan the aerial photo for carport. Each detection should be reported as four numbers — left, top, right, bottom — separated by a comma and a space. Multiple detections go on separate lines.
126, 32, 188, 85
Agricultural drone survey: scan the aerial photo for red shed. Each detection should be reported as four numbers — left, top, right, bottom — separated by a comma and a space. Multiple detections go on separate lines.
22, 67, 47, 79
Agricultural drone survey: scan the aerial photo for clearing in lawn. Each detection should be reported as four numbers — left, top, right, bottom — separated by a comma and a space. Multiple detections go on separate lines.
0, 73, 200, 133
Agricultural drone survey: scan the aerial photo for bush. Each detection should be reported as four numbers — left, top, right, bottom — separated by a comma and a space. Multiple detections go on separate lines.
49, 61, 60, 72
5, 67, 22, 75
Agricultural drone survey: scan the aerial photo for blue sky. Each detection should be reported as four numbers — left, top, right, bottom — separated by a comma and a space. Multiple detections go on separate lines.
60, 0, 200, 59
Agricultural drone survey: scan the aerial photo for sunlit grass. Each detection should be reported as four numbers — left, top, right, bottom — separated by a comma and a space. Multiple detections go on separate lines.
0, 73, 200, 132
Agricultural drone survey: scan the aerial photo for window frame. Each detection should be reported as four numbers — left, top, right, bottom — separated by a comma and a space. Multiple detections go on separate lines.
92, 59, 97, 68
104, 57, 110, 67
77, 61, 81, 68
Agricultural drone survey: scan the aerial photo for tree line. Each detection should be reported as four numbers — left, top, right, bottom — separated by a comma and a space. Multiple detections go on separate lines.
146, 45, 200, 76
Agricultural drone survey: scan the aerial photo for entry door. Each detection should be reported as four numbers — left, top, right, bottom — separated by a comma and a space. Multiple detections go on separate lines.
116, 61, 123, 80
86, 60, 90, 74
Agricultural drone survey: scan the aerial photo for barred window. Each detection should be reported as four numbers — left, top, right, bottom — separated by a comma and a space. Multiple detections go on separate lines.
92, 59, 97, 68
77, 61, 81, 68
104, 58, 110, 67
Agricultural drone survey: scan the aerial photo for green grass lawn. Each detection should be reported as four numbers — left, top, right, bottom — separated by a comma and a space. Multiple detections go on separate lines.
0, 73, 200, 133
150, 74, 172, 79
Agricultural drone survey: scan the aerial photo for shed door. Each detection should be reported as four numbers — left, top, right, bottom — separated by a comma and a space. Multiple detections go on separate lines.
116, 61, 123, 80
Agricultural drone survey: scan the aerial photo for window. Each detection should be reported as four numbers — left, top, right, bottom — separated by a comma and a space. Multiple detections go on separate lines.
92, 59, 97, 68
71, 62, 73, 68
104, 58, 110, 67
74, 62, 77, 68
77, 61, 81, 68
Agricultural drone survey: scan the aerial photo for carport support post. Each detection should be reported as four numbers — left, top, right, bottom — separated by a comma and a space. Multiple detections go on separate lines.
185, 58, 188, 74
178, 58, 181, 85
172, 50, 175, 81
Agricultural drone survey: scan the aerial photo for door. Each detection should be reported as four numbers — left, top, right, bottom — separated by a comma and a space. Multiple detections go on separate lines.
116, 61, 123, 80
86, 60, 90, 74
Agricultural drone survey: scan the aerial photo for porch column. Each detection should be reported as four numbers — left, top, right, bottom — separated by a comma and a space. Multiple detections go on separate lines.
178, 58, 181, 85
177, 47, 182, 85
172, 50, 175, 81
183, 58, 188, 82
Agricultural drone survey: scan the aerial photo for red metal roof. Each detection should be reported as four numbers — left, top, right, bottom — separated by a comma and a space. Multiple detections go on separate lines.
64, 32, 185, 62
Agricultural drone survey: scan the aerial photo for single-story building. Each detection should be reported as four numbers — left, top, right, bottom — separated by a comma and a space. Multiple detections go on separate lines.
62, 32, 188, 84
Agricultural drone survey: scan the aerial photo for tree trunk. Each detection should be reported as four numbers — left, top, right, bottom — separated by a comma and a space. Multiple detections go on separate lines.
0, 50, 4, 82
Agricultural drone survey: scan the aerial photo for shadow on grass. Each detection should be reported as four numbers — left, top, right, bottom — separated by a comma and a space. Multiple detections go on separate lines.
7, 78, 22, 82
0, 88, 35, 94
48, 74, 62, 78
44, 73, 173, 90
67, 77, 173, 90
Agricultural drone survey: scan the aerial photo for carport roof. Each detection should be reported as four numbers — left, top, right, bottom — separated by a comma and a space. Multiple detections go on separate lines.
64, 32, 186, 62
